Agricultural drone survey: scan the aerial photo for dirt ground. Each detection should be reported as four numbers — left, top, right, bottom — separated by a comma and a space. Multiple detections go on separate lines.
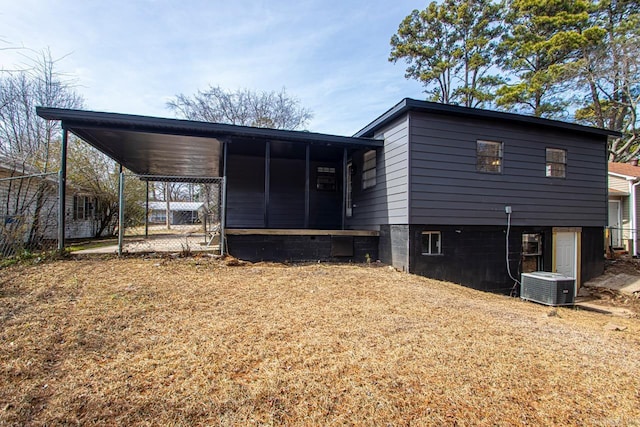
582, 257, 640, 315
1, 256, 639, 426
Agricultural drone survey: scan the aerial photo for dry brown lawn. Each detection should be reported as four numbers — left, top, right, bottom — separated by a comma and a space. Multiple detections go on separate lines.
1, 256, 639, 426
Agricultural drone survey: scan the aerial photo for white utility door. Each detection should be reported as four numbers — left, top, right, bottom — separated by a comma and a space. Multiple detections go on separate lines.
555, 232, 577, 280
608, 201, 622, 247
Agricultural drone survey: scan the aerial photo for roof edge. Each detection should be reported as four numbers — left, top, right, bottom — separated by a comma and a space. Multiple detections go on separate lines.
353, 98, 622, 139
353, 98, 410, 138
37, 106, 382, 148
609, 171, 638, 180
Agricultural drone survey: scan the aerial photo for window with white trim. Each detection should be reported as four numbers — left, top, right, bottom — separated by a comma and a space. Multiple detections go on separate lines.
546, 148, 566, 178
477, 140, 503, 173
421, 231, 441, 255
73, 195, 92, 220
362, 150, 377, 189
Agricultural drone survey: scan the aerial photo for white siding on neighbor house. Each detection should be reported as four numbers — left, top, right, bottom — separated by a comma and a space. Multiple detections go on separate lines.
608, 175, 631, 241
609, 175, 629, 193
347, 115, 410, 229
622, 196, 631, 241
633, 186, 640, 254
408, 111, 608, 227
43, 195, 98, 240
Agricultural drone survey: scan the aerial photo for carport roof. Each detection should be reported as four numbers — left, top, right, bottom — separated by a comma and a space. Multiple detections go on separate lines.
36, 107, 381, 177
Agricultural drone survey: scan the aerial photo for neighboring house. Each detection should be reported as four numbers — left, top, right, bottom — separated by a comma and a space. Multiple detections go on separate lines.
147, 201, 204, 225
607, 162, 640, 256
37, 99, 617, 293
66, 192, 101, 239
0, 158, 99, 250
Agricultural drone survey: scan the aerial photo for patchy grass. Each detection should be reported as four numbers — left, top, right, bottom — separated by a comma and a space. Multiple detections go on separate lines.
1, 257, 639, 426
67, 239, 118, 252
0, 249, 68, 270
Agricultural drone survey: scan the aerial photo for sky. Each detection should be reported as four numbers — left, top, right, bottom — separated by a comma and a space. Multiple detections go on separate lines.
0, 0, 426, 136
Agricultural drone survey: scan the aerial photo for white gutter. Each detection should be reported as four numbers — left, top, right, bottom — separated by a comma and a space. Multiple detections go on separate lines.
609, 171, 637, 180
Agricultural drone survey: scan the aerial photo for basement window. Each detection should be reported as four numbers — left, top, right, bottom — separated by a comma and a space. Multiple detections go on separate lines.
421, 231, 441, 255
546, 148, 566, 178
362, 150, 377, 189
477, 140, 503, 173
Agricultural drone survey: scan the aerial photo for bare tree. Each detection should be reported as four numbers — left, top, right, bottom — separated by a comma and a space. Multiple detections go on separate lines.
167, 86, 313, 130
0, 49, 83, 250
574, 0, 639, 161
67, 140, 119, 237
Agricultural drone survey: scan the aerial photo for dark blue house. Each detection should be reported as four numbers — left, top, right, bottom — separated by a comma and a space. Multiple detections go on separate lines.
38, 99, 617, 293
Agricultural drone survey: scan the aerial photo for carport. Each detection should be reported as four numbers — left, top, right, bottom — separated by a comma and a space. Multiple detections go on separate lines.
36, 107, 382, 259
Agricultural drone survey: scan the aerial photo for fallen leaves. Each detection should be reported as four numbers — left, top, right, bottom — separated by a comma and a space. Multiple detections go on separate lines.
1, 257, 639, 425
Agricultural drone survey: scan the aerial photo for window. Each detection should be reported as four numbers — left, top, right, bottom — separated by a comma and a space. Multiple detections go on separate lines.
362, 150, 377, 189
522, 233, 543, 272
150, 210, 166, 223
546, 148, 566, 178
421, 231, 441, 255
73, 195, 92, 220
477, 140, 503, 173
346, 162, 353, 217
316, 166, 336, 191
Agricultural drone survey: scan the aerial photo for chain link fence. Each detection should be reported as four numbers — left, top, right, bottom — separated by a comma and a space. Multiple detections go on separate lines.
120, 175, 225, 255
0, 172, 59, 257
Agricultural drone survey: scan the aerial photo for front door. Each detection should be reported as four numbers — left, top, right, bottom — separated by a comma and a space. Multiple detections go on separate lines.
608, 200, 622, 247
555, 231, 577, 283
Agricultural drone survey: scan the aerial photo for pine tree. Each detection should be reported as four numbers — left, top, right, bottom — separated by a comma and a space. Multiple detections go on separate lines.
496, 0, 597, 118
390, 0, 504, 108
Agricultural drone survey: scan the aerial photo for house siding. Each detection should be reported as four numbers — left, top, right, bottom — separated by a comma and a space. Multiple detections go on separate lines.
225, 150, 344, 230
408, 111, 608, 227
622, 196, 631, 242
609, 175, 629, 193
347, 116, 409, 229
226, 154, 266, 228
618, 197, 631, 242
269, 157, 305, 229
608, 175, 631, 243
1, 170, 96, 243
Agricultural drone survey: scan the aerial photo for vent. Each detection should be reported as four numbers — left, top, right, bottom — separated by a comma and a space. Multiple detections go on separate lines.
330, 236, 354, 257
520, 272, 575, 306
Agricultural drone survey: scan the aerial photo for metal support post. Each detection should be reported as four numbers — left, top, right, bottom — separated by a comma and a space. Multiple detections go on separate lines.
341, 147, 347, 230
118, 166, 125, 256
220, 176, 227, 256
145, 180, 149, 238
220, 141, 228, 256
264, 141, 270, 228
57, 128, 68, 252
304, 144, 310, 228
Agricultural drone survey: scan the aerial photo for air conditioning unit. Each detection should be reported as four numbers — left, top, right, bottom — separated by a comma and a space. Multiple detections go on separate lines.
520, 272, 575, 306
